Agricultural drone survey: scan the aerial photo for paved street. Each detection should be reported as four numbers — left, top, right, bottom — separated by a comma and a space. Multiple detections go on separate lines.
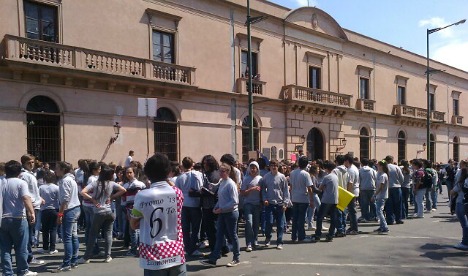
27, 190, 467, 276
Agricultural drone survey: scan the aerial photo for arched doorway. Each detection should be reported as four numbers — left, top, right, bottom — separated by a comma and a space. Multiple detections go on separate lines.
26, 95, 61, 164
397, 131, 406, 162
154, 107, 178, 161
359, 127, 370, 160
306, 127, 324, 161
241, 116, 259, 162
429, 133, 436, 162
453, 136, 460, 162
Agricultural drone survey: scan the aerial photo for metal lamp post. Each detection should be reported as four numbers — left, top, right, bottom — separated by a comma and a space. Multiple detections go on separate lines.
426, 19, 465, 161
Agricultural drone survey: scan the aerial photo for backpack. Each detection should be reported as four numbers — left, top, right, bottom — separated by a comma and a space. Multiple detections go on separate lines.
422, 169, 434, 189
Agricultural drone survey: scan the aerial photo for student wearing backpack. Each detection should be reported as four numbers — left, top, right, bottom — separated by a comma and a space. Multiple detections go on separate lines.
412, 159, 426, 218
424, 161, 438, 212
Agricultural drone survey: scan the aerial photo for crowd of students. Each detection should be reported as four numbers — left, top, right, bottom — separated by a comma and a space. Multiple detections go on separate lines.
1, 151, 467, 275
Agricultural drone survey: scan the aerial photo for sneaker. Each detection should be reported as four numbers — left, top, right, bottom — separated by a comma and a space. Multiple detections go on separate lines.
322, 226, 329, 231
24, 271, 38, 276
300, 237, 312, 243
36, 249, 47, 254
51, 265, 71, 273
104, 256, 112, 263
245, 245, 252, 252
312, 235, 321, 242
77, 257, 90, 264
71, 263, 78, 269
346, 230, 359, 235
29, 258, 44, 265
335, 232, 346, 238
276, 244, 283, 250
373, 228, 382, 232
431, 208, 437, 212
226, 260, 240, 267
378, 229, 389, 235
57, 238, 63, 243
358, 217, 368, 223
264, 239, 271, 247
307, 226, 316, 231
396, 220, 404, 225
49, 250, 58, 255
413, 213, 424, 219
199, 260, 217, 267
191, 250, 206, 257
453, 242, 468, 250
325, 235, 333, 242
199, 240, 209, 249
126, 250, 138, 257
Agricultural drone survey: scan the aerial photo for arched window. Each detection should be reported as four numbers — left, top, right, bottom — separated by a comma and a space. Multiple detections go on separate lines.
26, 96, 61, 164
359, 127, 370, 160
453, 136, 460, 162
271, 146, 278, 161
429, 134, 436, 162
154, 107, 178, 161
241, 116, 259, 162
278, 149, 284, 160
307, 127, 324, 161
397, 131, 406, 162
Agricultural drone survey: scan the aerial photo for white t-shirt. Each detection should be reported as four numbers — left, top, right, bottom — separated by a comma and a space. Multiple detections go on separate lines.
125, 156, 133, 167
376, 172, 389, 200
132, 181, 185, 271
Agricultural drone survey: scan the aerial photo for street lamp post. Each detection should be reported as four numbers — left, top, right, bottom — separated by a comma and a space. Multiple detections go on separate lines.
426, 19, 465, 161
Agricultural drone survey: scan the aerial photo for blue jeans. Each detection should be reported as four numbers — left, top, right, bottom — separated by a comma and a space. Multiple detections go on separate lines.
306, 194, 321, 226
315, 203, 337, 237
84, 211, 115, 259
414, 189, 426, 217
385, 187, 402, 223
360, 190, 376, 220
144, 264, 187, 276
0, 218, 30, 275
243, 203, 261, 246
291, 203, 308, 241
210, 211, 240, 262
265, 204, 285, 245
347, 198, 358, 231
62, 206, 81, 267
401, 187, 411, 219
455, 203, 468, 245
335, 209, 346, 233
181, 206, 202, 254
425, 188, 438, 210
376, 198, 388, 231
82, 205, 94, 245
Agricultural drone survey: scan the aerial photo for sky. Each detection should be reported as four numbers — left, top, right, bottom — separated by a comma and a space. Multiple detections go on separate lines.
268, 0, 468, 72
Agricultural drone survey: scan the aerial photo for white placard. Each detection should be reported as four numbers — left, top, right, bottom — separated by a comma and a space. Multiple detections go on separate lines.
138, 98, 157, 117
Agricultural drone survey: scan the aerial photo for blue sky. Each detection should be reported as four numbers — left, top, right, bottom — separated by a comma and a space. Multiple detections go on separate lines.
269, 0, 468, 72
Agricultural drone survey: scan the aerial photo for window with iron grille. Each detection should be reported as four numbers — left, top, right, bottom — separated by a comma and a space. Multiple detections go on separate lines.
397, 131, 406, 162
241, 116, 259, 163
453, 136, 460, 162
359, 127, 370, 160
154, 108, 178, 162
429, 134, 436, 162
26, 96, 61, 165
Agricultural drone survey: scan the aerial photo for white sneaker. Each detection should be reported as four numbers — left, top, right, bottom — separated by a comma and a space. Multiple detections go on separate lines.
245, 245, 252, 252
454, 242, 468, 250
49, 250, 58, 255
307, 226, 316, 231
322, 226, 329, 231
276, 244, 283, 250
24, 271, 38, 276
199, 240, 209, 249
104, 256, 112, 263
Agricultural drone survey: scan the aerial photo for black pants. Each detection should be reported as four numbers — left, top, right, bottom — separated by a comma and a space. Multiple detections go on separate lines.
202, 208, 217, 251
41, 209, 58, 251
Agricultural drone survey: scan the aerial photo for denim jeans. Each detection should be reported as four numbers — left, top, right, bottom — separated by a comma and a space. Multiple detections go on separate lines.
335, 209, 346, 233
0, 218, 30, 275
376, 198, 388, 231
62, 206, 81, 267
425, 188, 438, 210
41, 209, 58, 251
209, 211, 240, 262
315, 203, 337, 237
347, 198, 358, 231
291, 203, 308, 241
144, 263, 187, 276
360, 190, 376, 220
385, 187, 402, 223
202, 208, 217, 251
84, 210, 115, 259
82, 205, 94, 245
455, 202, 468, 245
414, 189, 426, 217
181, 206, 202, 254
243, 203, 261, 246
27, 209, 39, 262
306, 194, 321, 226
401, 187, 411, 219
265, 204, 285, 245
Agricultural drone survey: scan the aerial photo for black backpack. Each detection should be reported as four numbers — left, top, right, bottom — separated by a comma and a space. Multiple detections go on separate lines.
422, 169, 434, 189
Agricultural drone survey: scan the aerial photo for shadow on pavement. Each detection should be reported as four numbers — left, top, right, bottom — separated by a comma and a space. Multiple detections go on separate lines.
420, 243, 468, 260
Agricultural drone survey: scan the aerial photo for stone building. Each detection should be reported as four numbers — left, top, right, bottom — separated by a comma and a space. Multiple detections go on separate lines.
0, 0, 467, 165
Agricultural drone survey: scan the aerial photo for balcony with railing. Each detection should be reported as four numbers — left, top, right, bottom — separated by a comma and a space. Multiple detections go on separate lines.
392, 105, 445, 123
282, 85, 352, 108
356, 98, 375, 111
2, 35, 196, 86
236, 78, 265, 96
451, 115, 463, 125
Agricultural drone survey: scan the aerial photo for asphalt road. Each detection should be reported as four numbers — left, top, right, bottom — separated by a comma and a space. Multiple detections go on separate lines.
24, 189, 468, 276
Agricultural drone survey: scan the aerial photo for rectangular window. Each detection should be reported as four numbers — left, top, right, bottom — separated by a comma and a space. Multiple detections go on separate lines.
453, 99, 459, 116
397, 86, 406, 105
152, 31, 174, 63
359, 77, 369, 99
241, 50, 258, 78
429, 92, 435, 111
308, 66, 321, 89
24, 0, 58, 42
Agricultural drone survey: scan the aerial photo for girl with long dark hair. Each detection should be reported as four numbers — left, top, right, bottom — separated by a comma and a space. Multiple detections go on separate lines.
373, 160, 390, 234
79, 166, 126, 263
